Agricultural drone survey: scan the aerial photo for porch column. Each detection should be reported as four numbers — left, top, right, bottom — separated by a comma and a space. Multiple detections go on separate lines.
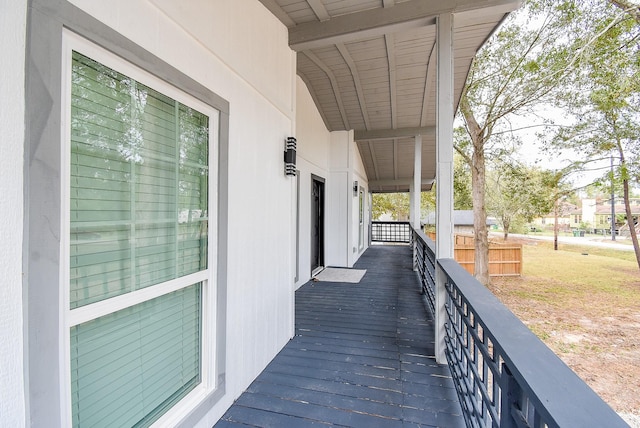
435, 12, 454, 364
410, 134, 422, 231
410, 135, 422, 270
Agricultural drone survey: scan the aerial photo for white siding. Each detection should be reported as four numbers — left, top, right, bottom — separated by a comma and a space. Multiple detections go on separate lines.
295, 77, 332, 287
0, 1, 26, 426
66, 0, 296, 425
11, 1, 372, 425
296, 76, 370, 279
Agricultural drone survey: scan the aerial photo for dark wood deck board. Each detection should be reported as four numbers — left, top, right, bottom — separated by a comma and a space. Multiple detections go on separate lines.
215, 246, 464, 427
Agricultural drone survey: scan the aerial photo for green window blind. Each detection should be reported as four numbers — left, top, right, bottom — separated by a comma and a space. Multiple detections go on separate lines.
69, 51, 210, 427
70, 51, 209, 308
70, 284, 201, 428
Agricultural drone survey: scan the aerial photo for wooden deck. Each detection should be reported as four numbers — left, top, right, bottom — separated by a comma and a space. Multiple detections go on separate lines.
215, 246, 464, 427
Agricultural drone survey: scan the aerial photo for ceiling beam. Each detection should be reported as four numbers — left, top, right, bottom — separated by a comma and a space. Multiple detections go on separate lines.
258, 0, 296, 27
302, 50, 351, 129
288, 0, 520, 51
306, 0, 331, 21
393, 138, 398, 180
421, 42, 437, 127
385, 34, 397, 129
336, 43, 371, 129
369, 178, 435, 187
355, 126, 435, 141
367, 142, 380, 180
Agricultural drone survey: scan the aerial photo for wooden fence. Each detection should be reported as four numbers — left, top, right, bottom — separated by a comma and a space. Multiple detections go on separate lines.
427, 232, 522, 277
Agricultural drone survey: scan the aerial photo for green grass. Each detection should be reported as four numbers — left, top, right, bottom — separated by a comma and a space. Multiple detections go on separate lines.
489, 240, 640, 413
524, 241, 640, 294
537, 240, 637, 261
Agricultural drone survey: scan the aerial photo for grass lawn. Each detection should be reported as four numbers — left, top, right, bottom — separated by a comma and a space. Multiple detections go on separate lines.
489, 239, 640, 416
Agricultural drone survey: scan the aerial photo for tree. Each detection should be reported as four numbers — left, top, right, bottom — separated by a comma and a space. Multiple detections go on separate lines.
457, 0, 584, 284
453, 151, 473, 210
487, 163, 557, 240
609, 0, 640, 23
547, 0, 640, 267
371, 191, 436, 221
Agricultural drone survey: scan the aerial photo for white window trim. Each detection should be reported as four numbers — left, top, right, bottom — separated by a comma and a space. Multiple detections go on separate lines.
60, 29, 219, 428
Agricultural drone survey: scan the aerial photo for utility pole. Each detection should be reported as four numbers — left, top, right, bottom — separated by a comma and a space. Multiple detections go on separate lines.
611, 155, 616, 241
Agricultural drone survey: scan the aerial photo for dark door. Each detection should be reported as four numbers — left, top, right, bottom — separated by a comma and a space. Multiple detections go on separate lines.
311, 176, 325, 275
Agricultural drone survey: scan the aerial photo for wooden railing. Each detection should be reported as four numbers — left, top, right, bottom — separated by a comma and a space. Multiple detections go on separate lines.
412, 227, 627, 428
428, 232, 522, 277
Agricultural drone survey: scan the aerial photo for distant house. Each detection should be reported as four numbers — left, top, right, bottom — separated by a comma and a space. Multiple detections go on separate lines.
533, 198, 640, 235
423, 210, 497, 235
593, 199, 640, 234
531, 201, 577, 231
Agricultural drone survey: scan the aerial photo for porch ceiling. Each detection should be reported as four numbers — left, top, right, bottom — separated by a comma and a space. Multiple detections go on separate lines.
259, 0, 520, 192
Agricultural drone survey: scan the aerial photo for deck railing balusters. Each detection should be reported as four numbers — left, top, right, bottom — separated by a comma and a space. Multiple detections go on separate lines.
410, 226, 627, 428
371, 221, 411, 243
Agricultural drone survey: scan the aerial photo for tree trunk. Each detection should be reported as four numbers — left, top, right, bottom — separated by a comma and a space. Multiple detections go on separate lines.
620, 161, 640, 269
554, 196, 559, 251
460, 94, 490, 285
472, 147, 490, 285
609, 0, 640, 24
503, 215, 510, 241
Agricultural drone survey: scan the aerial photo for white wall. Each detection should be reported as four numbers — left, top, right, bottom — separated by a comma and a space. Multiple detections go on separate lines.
349, 134, 369, 266
327, 131, 369, 268
11, 1, 371, 424
295, 77, 331, 287
327, 131, 351, 267
294, 77, 370, 281
64, 0, 296, 425
0, 1, 27, 426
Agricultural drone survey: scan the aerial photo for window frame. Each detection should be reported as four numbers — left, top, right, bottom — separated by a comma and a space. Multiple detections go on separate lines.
358, 186, 365, 251
60, 30, 218, 427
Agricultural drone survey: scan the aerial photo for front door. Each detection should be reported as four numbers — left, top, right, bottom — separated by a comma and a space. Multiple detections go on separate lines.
311, 175, 325, 275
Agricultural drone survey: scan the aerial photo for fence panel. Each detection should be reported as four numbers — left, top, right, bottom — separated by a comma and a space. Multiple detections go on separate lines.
428, 233, 522, 277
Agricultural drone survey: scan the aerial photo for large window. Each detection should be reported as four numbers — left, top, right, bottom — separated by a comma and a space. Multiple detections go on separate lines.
63, 33, 217, 427
359, 186, 365, 250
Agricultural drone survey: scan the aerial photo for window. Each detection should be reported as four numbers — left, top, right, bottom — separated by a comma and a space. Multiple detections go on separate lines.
359, 186, 365, 250
62, 33, 217, 427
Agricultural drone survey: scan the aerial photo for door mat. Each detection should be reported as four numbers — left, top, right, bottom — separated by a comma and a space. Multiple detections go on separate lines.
313, 267, 367, 283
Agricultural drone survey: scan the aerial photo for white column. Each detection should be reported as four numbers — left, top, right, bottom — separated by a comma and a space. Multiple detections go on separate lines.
411, 134, 422, 230
435, 13, 455, 364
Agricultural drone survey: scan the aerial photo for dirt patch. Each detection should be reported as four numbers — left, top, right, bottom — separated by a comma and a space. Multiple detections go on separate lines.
488, 237, 640, 418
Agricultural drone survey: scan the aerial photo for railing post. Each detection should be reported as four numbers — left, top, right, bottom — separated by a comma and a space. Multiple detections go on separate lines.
411, 229, 418, 272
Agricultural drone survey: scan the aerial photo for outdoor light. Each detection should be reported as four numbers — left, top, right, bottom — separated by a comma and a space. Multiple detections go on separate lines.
284, 137, 297, 176
353, 180, 359, 196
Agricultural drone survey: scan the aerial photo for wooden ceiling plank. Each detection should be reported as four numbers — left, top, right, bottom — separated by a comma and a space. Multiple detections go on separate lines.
302, 50, 351, 129
336, 43, 371, 130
